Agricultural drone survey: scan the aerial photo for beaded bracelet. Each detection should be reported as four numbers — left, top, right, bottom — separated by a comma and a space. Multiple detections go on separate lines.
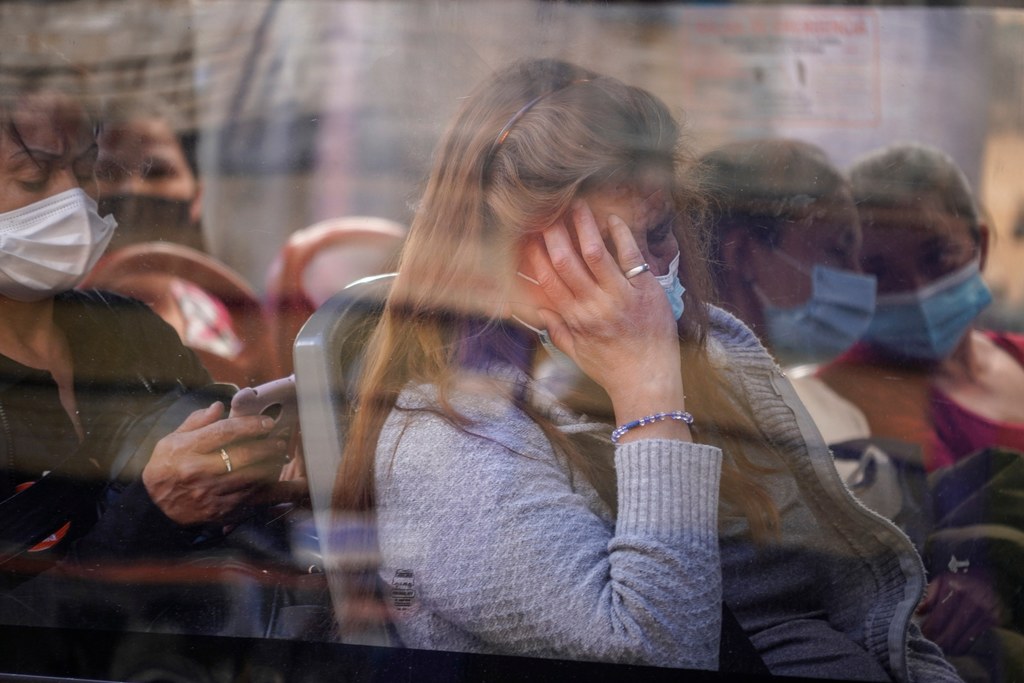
610, 411, 694, 444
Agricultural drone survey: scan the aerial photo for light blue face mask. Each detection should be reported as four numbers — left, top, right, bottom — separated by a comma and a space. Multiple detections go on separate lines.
654, 251, 686, 321
755, 249, 877, 365
864, 258, 991, 362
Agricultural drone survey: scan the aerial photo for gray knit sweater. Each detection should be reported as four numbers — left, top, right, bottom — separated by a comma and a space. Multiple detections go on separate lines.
373, 306, 962, 681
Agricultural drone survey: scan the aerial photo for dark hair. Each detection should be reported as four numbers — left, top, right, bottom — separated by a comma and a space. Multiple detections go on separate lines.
695, 138, 848, 291
0, 66, 98, 173
848, 142, 982, 245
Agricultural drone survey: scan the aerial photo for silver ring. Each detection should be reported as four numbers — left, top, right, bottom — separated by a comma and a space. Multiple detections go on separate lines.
623, 263, 650, 279
220, 448, 233, 473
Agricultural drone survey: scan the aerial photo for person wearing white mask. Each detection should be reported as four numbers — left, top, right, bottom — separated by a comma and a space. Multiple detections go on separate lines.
0, 84, 291, 603
94, 97, 206, 253
697, 138, 877, 445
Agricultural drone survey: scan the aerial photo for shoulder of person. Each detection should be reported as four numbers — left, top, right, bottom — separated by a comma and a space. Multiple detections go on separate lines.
705, 304, 764, 350
389, 368, 556, 463
55, 289, 180, 352
984, 328, 1024, 359
816, 343, 924, 390
59, 288, 211, 388
59, 287, 157, 316
59, 288, 189, 352
396, 365, 523, 419
704, 304, 773, 368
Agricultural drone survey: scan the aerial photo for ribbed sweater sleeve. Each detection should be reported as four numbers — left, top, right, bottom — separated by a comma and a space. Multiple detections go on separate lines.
375, 400, 723, 669
615, 439, 720, 543
611, 439, 723, 666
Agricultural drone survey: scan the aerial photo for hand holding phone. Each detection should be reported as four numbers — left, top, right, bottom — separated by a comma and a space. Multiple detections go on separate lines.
229, 374, 298, 441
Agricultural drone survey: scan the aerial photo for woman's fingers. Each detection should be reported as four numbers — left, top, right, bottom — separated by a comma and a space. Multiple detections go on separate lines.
529, 201, 650, 304
524, 237, 573, 306
535, 307, 575, 358
606, 214, 649, 278
571, 201, 631, 286
545, 202, 651, 297
540, 215, 595, 298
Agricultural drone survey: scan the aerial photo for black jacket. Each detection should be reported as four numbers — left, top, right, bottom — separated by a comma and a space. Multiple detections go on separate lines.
0, 289, 211, 582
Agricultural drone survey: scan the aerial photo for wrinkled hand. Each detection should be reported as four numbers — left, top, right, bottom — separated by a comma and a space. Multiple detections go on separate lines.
524, 201, 686, 429
917, 570, 1003, 655
142, 401, 290, 526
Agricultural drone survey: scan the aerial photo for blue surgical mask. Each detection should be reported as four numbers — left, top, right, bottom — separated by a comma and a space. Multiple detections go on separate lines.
653, 251, 686, 321
864, 258, 991, 362
755, 249, 877, 364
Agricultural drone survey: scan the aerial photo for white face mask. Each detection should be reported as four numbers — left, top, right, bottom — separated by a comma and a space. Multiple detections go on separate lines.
0, 189, 117, 302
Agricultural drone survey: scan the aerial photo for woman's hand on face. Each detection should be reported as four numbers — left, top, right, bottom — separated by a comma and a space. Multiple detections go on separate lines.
142, 402, 290, 526
525, 200, 685, 420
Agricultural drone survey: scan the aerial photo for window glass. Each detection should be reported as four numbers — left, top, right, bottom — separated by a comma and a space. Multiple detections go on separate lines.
1, 1, 1022, 681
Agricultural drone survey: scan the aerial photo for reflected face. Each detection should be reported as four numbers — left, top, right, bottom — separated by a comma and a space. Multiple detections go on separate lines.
858, 194, 979, 295
748, 188, 863, 308
0, 92, 99, 214
96, 118, 197, 202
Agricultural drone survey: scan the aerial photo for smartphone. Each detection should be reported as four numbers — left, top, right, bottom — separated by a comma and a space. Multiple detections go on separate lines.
229, 374, 298, 441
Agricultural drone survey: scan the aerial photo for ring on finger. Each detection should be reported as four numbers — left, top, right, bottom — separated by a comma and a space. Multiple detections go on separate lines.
219, 448, 233, 473
623, 263, 650, 279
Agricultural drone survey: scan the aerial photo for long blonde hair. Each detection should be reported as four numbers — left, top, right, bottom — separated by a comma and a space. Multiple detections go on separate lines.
334, 59, 780, 540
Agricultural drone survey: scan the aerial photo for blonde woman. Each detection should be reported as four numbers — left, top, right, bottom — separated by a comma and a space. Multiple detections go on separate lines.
332, 59, 960, 680
0, 77, 293, 635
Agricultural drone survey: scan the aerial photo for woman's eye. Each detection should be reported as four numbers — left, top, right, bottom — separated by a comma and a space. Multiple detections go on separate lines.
19, 177, 48, 193
647, 219, 673, 244
926, 243, 970, 274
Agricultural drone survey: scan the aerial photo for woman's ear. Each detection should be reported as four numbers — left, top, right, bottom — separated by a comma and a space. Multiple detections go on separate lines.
977, 221, 991, 271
